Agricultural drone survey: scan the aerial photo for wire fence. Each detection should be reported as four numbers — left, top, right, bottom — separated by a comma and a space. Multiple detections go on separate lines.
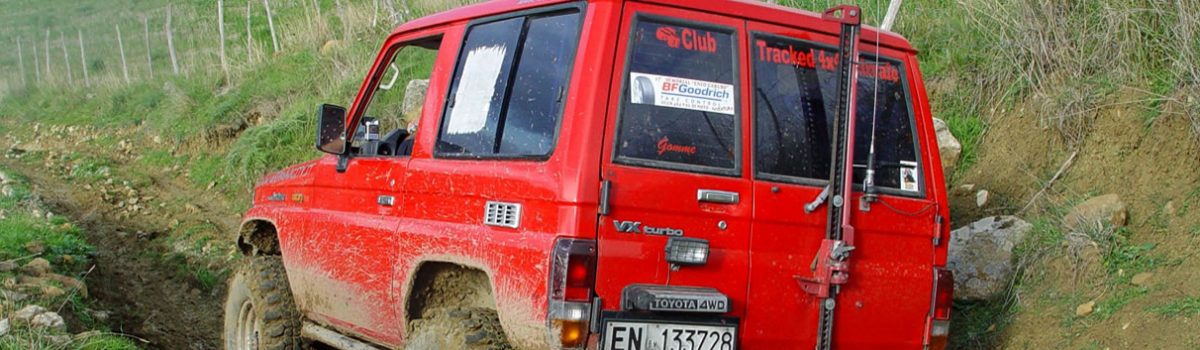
0, 0, 479, 97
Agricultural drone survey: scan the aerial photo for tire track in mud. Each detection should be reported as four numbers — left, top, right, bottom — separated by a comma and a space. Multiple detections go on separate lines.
2, 159, 231, 350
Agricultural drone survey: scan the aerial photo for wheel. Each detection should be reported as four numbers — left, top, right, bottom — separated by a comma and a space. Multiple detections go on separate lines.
405, 307, 513, 350
223, 256, 303, 350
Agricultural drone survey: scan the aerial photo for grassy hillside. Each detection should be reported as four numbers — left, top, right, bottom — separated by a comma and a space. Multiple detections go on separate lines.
0, 0, 1197, 349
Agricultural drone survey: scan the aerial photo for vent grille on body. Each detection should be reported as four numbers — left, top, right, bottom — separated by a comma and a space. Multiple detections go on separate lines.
484, 201, 521, 228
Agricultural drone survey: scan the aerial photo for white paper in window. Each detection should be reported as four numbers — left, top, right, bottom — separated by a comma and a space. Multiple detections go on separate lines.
446, 45, 507, 135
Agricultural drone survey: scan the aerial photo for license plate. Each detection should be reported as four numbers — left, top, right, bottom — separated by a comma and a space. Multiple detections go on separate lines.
603, 321, 737, 350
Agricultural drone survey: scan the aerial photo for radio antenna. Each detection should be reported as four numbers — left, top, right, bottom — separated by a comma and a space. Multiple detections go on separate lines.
860, 1, 886, 212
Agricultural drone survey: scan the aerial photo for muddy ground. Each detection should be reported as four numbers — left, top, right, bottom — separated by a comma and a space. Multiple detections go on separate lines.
1, 155, 235, 350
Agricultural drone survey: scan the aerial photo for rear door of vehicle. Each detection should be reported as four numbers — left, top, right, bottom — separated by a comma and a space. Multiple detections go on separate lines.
742, 20, 939, 348
595, 1, 753, 319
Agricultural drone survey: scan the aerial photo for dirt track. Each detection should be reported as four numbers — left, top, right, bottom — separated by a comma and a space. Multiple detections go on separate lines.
1, 158, 231, 350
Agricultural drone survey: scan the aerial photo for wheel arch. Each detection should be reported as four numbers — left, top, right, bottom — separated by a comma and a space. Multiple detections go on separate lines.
238, 218, 281, 256
402, 259, 501, 329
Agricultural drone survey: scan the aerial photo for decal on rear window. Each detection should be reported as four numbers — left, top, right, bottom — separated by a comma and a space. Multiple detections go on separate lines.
752, 33, 920, 193
615, 19, 739, 174
629, 72, 735, 115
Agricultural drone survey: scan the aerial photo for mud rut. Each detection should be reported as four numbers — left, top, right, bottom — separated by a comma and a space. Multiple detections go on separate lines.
3, 160, 227, 350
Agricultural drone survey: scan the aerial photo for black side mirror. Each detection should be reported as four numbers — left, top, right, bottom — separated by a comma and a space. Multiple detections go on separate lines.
316, 104, 347, 155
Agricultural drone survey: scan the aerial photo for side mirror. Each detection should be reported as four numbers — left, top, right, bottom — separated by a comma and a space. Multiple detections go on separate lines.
316, 104, 348, 155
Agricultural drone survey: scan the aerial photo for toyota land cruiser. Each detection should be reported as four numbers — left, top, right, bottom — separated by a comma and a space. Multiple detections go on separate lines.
223, 1, 954, 349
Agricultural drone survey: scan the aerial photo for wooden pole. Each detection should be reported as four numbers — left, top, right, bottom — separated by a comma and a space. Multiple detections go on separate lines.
44, 30, 52, 82
117, 24, 131, 83
372, 0, 379, 28
78, 30, 90, 87
881, 0, 903, 31
60, 32, 72, 83
166, 4, 180, 75
335, 0, 349, 42
217, 0, 229, 77
32, 39, 41, 84
246, 0, 255, 62
263, 0, 280, 53
144, 16, 154, 79
16, 37, 26, 87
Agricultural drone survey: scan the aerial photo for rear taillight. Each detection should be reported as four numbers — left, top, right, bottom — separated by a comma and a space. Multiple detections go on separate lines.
928, 267, 954, 350
549, 238, 596, 349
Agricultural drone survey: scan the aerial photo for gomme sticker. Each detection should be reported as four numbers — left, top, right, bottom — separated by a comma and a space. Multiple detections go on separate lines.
899, 167, 919, 192
630, 72, 735, 115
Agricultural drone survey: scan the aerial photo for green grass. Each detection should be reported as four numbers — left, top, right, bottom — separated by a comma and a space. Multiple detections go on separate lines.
1148, 297, 1200, 318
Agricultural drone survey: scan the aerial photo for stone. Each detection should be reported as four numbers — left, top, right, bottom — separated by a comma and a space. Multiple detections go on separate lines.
1, 185, 12, 197
88, 310, 111, 323
0, 319, 8, 337
24, 241, 45, 254
1, 289, 29, 302
46, 335, 72, 345
40, 285, 66, 298
1131, 272, 1153, 287
1076, 301, 1096, 317
0, 261, 18, 272
947, 216, 1033, 300
402, 79, 430, 126
13, 304, 47, 323
30, 312, 65, 330
45, 273, 87, 297
932, 118, 962, 173
21, 258, 51, 277
1063, 194, 1128, 232
976, 190, 990, 207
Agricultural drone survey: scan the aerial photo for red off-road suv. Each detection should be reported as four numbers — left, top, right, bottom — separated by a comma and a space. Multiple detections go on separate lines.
222, 1, 954, 349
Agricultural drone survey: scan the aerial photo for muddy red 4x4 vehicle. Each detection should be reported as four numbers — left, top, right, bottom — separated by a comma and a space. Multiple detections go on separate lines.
223, 1, 954, 349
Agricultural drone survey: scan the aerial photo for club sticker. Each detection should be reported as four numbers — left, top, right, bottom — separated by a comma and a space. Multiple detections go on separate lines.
630, 72, 735, 115
899, 166, 919, 192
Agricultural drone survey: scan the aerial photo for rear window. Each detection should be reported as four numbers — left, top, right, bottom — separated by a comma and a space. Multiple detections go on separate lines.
752, 34, 920, 193
614, 19, 740, 175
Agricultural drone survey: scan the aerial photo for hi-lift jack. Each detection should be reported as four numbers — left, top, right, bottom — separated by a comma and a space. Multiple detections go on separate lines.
794, 5, 863, 350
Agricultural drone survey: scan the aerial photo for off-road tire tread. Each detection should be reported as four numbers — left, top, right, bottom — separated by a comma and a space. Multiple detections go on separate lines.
246, 256, 303, 350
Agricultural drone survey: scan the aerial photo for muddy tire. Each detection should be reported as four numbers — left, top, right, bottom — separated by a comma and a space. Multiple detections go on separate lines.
406, 307, 513, 350
223, 256, 303, 350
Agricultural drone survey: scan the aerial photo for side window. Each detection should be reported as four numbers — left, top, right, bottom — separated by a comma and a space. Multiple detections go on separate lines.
354, 36, 441, 157
437, 10, 583, 158
752, 34, 920, 193
615, 19, 739, 174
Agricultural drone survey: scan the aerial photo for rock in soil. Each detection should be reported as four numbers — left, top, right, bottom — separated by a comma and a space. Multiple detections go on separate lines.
0, 261, 18, 272
933, 118, 962, 173
1131, 272, 1154, 287
0, 319, 9, 337
31, 312, 66, 330
1063, 194, 1128, 232
24, 241, 45, 254
1076, 300, 1096, 317
13, 304, 47, 323
21, 258, 52, 277
948, 216, 1033, 300
976, 190, 990, 207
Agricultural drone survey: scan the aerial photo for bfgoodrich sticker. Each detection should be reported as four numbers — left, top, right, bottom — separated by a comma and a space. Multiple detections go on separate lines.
630, 72, 735, 115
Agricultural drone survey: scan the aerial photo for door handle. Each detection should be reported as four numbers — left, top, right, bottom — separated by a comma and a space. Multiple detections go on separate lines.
697, 189, 739, 204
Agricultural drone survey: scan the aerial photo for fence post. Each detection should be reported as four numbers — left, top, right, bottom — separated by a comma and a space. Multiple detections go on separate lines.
78, 30, 91, 87
372, 0, 379, 28
60, 32, 73, 83
263, 0, 280, 53
16, 37, 26, 87
246, 0, 255, 62
166, 4, 180, 75
335, 0, 349, 42
32, 39, 41, 84
117, 24, 131, 84
218, 0, 230, 78
45, 30, 52, 82
144, 16, 154, 79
